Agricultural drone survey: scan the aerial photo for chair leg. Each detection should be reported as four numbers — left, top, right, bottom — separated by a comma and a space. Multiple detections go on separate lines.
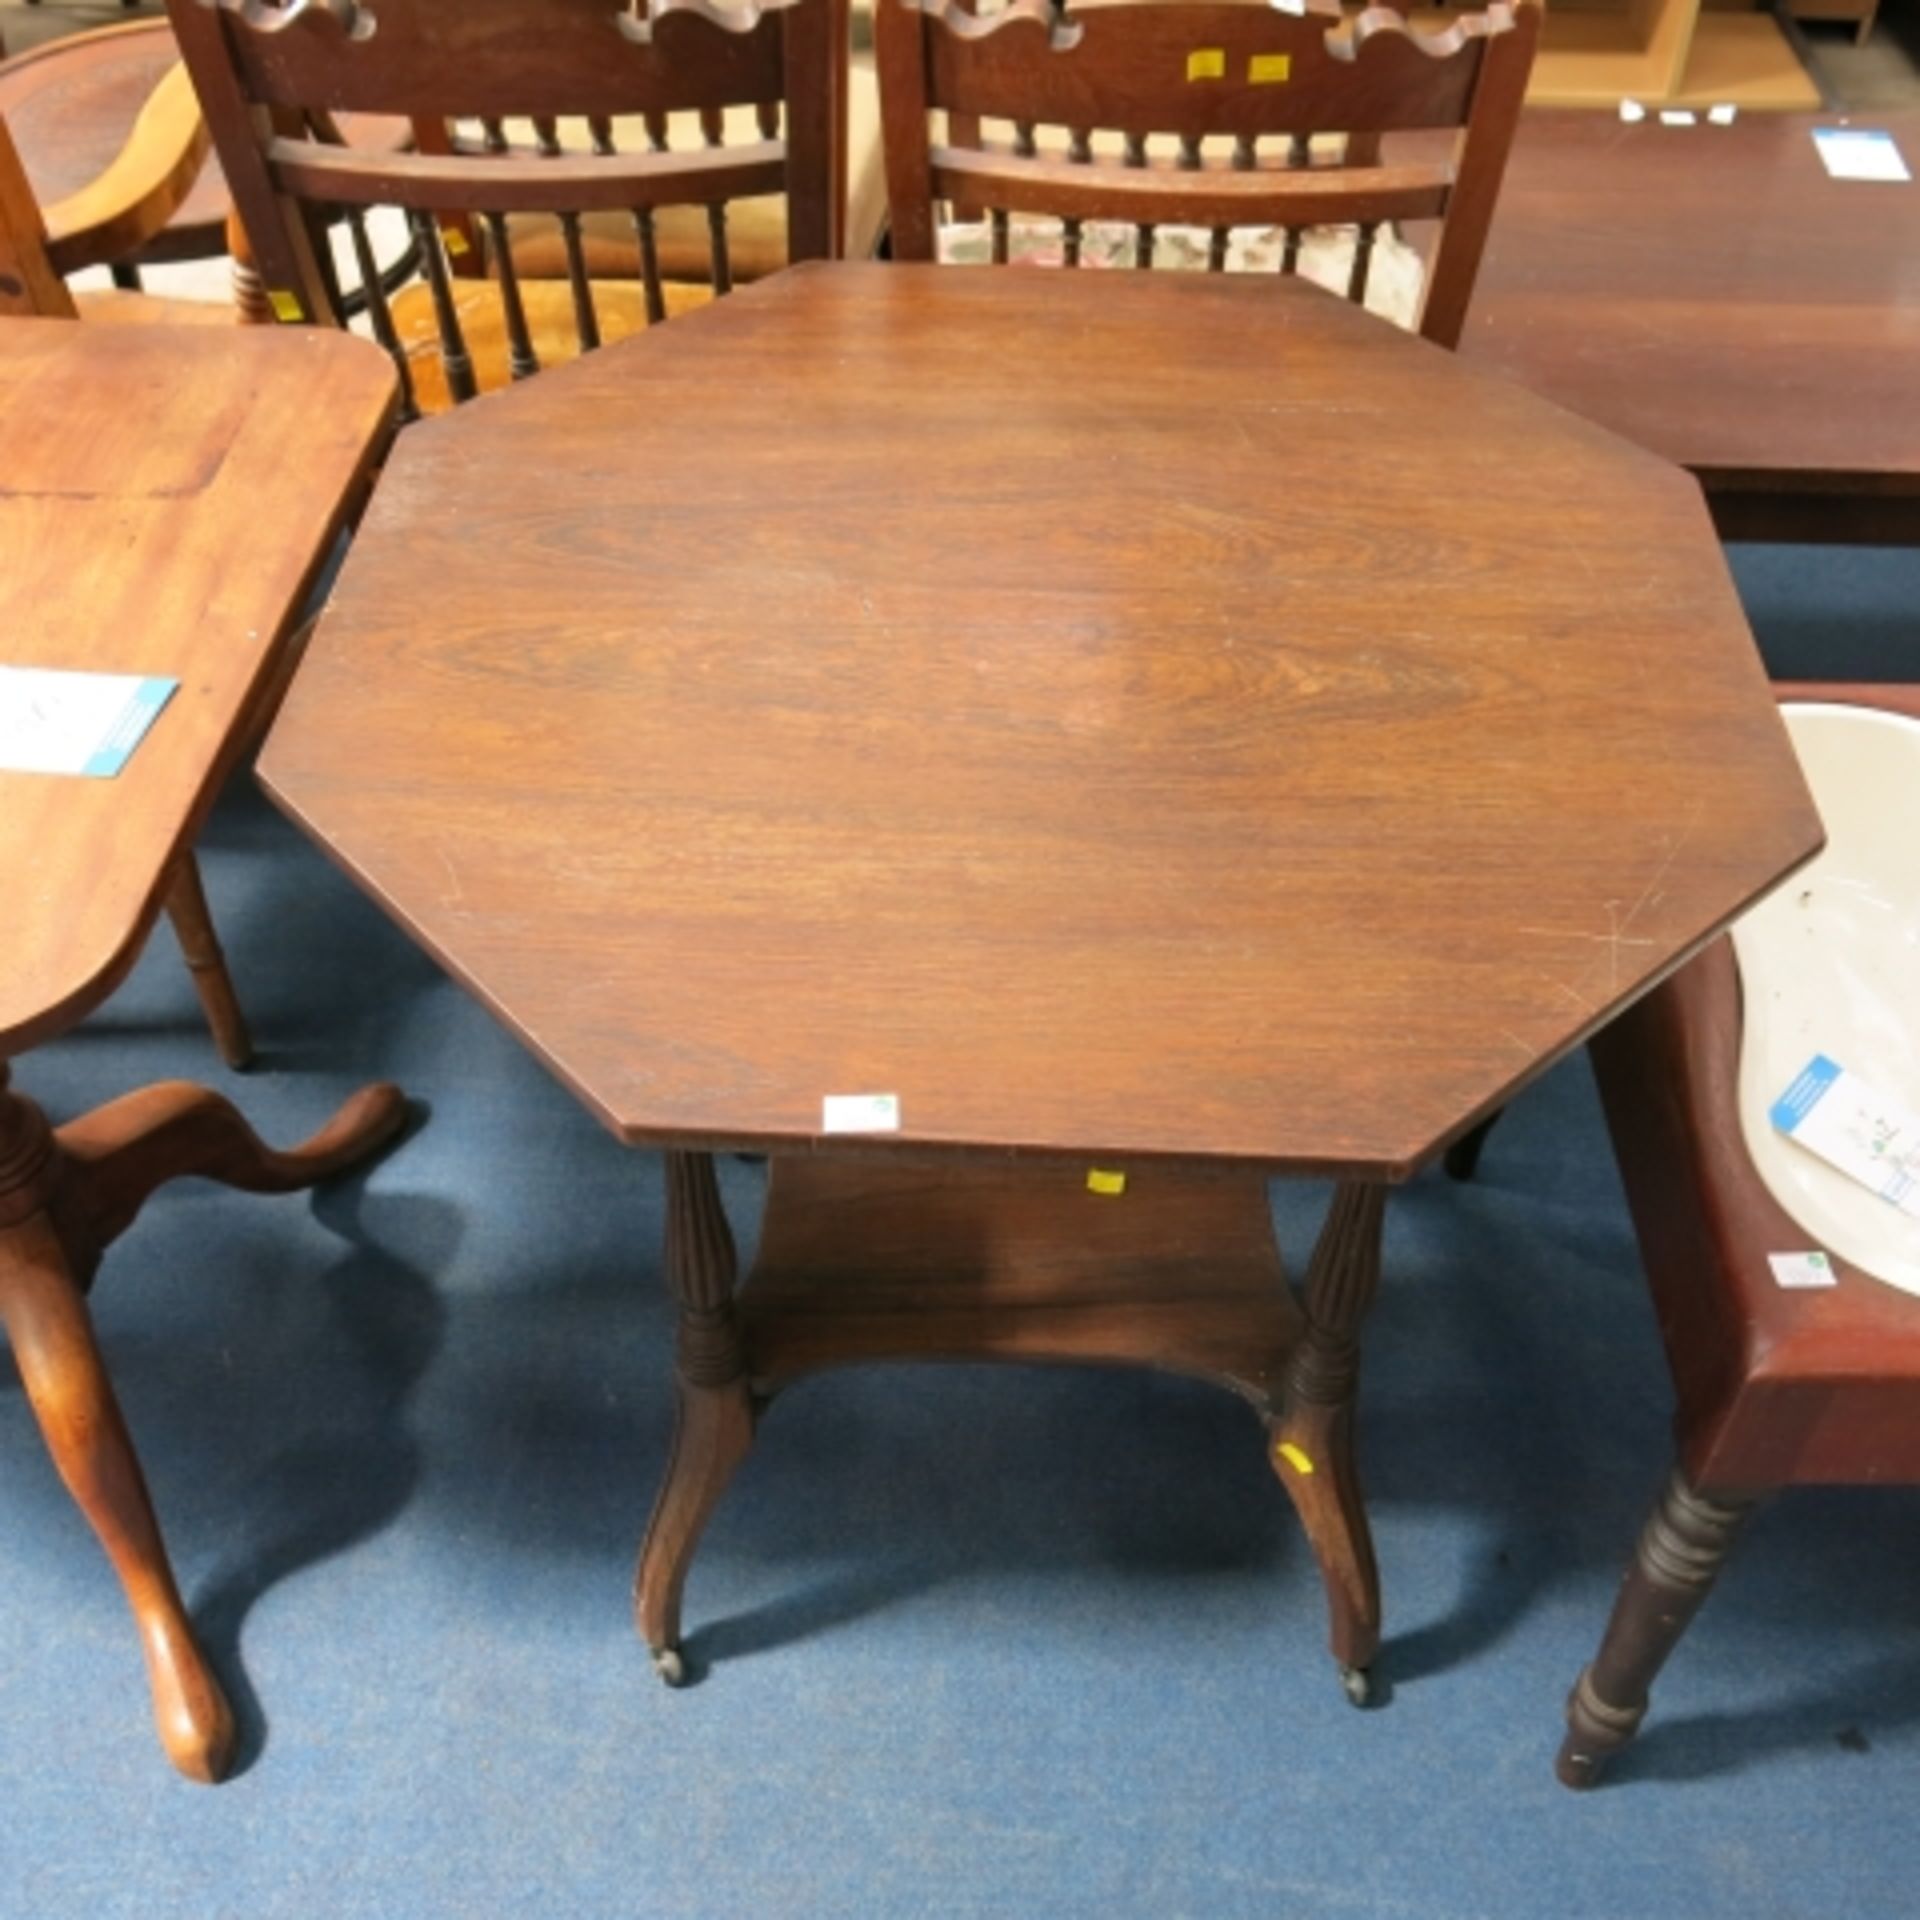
1444, 1110, 1501, 1182
163, 854, 252, 1071
634, 1151, 754, 1685
227, 211, 274, 327
0, 1214, 235, 1783
1557, 1467, 1754, 1789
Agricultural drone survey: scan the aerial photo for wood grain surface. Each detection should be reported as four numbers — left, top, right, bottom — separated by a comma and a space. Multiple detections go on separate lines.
1421, 109, 1920, 527
0, 321, 397, 1055
260, 262, 1821, 1177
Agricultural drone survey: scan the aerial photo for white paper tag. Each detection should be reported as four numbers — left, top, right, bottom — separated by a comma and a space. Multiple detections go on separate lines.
1771, 1056, 1920, 1217
1769, 1250, 1837, 1290
0, 666, 178, 777
822, 1092, 900, 1134
1814, 128, 1912, 182
1708, 103, 1737, 126
1618, 99, 1647, 123
1660, 109, 1698, 127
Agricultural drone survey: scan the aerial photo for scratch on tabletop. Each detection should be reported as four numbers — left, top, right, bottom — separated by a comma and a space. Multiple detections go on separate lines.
437, 845, 466, 910
1514, 906, 1657, 990
1526, 803, 1702, 1005
1553, 980, 1595, 1015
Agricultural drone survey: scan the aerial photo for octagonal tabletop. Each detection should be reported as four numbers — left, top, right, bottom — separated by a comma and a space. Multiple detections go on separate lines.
261, 263, 1822, 1179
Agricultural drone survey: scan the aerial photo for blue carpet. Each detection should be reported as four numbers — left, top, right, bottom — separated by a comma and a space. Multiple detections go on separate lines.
1, 543, 1916, 1918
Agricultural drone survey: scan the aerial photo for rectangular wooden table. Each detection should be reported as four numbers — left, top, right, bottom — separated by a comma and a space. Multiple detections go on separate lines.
1426, 108, 1920, 543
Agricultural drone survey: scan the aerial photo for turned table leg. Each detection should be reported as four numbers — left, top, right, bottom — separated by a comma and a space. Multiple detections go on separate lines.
162, 854, 252, 1072
1557, 1466, 1753, 1788
1269, 1181, 1388, 1705
0, 1060, 405, 1781
634, 1150, 754, 1685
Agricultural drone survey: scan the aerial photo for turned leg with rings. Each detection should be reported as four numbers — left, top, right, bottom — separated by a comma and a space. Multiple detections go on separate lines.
162, 854, 252, 1072
1557, 1467, 1753, 1788
0, 1059, 406, 1781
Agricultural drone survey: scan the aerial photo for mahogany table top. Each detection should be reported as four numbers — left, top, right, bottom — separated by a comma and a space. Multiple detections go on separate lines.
260, 263, 1822, 1177
0, 321, 396, 1055
1443, 109, 1920, 527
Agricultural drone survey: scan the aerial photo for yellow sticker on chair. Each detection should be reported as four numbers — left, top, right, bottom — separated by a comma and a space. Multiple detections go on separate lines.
1087, 1169, 1127, 1197
1275, 1441, 1315, 1475
441, 226, 471, 256
1186, 47, 1226, 80
267, 289, 304, 324
1249, 53, 1293, 83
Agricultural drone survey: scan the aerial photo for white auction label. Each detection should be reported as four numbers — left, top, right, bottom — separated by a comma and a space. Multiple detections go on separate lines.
1768, 1251, 1838, 1290
822, 1093, 901, 1134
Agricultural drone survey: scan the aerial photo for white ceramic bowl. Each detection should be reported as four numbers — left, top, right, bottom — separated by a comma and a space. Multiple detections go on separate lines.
1735, 702, 1920, 1296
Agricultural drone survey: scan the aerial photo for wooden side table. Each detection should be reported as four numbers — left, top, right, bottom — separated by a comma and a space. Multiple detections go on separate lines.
258, 266, 1825, 1709
0, 320, 406, 1781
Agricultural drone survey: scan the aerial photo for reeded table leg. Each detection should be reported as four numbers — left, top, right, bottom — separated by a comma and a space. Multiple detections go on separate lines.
634, 1150, 753, 1686
0, 1060, 406, 1782
1268, 1181, 1388, 1705
1557, 1467, 1753, 1789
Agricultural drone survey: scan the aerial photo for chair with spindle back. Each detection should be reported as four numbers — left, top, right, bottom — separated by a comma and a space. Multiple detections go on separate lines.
1, 73, 259, 1072
165, 0, 846, 415
874, 0, 1537, 347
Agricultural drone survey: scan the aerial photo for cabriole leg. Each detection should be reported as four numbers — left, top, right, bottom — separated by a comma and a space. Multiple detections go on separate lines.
1269, 1180, 1388, 1704
0, 1213, 235, 1782
634, 1151, 753, 1685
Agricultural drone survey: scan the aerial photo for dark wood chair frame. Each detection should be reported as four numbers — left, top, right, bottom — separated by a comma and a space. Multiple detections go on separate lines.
874, 0, 1538, 346
166, 0, 848, 414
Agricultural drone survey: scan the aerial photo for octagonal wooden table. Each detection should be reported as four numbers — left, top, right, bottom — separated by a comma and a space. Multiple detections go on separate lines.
260, 262, 1824, 1704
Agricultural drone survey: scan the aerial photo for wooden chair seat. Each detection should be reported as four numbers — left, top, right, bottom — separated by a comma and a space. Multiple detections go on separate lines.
389, 272, 713, 414
0, 18, 407, 275
69, 287, 235, 324
1555, 681, 1920, 1788
505, 60, 888, 283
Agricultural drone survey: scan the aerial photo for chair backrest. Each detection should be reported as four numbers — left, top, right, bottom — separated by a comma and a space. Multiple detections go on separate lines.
875, 0, 1537, 346
0, 61, 209, 318
165, 0, 846, 407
